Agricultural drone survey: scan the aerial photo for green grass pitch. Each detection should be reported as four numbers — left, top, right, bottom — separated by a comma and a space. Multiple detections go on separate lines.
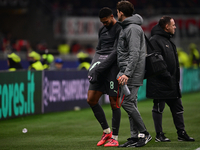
0, 92, 200, 150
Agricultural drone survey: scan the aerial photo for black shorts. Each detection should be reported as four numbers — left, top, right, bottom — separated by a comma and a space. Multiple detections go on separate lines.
88, 54, 119, 97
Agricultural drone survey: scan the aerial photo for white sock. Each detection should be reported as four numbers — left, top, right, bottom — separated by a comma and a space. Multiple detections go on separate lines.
112, 135, 118, 141
103, 128, 111, 134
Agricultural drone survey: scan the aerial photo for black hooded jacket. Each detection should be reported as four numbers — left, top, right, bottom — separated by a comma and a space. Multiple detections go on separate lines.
146, 24, 181, 99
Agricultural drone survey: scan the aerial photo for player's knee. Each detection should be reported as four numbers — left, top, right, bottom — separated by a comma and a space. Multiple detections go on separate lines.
110, 102, 117, 109
109, 98, 118, 109
87, 97, 97, 106
87, 98, 92, 105
152, 103, 164, 113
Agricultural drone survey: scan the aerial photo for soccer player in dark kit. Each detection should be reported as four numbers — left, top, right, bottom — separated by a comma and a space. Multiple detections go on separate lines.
87, 7, 122, 147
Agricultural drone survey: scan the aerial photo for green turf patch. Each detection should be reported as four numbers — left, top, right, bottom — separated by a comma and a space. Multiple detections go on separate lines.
0, 92, 200, 150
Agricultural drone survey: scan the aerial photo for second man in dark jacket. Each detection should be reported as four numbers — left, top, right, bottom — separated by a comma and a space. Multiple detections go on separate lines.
146, 16, 195, 142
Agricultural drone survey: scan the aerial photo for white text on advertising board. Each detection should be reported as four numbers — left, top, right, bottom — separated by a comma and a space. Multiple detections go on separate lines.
43, 77, 89, 106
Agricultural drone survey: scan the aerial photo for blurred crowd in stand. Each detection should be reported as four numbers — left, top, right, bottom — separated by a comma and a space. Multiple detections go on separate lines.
1, 0, 200, 72
4, 41, 200, 72
177, 43, 200, 69
1, 30, 200, 72
1, 32, 93, 71
6, 50, 92, 71
0, 32, 95, 55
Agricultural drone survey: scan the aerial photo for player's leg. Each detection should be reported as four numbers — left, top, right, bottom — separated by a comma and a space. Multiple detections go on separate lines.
104, 96, 121, 147
166, 98, 194, 141
87, 90, 102, 106
119, 97, 140, 147
152, 99, 165, 133
119, 112, 139, 147
88, 53, 113, 146
122, 86, 146, 132
152, 99, 170, 142
166, 98, 184, 132
87, 90, 112, 146
103, 64, 121, 147
109, 96, 121, 139
121, 86, 152, 147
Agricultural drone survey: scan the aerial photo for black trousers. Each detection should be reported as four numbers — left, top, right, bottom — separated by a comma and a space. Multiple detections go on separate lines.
152, 98, 185, 134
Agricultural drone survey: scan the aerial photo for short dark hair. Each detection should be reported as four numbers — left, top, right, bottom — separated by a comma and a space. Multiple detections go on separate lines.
99, 7, 113, 18
116, 0, 134, 17
159, 16, 173, 30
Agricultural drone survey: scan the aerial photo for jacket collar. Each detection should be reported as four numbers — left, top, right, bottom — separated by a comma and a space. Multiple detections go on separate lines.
151, 24, 173, 39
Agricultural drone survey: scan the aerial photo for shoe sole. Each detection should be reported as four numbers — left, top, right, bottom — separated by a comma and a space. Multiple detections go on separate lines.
178, 138, 195, 142
104, 144, 119, 147
178, 139, 194, 141
126, 143, 137, 147
155, 138, 171, 142
118, 142, 137, 147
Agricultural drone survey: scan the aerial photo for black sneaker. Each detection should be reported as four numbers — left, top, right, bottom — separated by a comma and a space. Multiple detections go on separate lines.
118, 137, 138, 147
178, 130, 195, 141
135, 133, 152, 147
155, 132, 171, 142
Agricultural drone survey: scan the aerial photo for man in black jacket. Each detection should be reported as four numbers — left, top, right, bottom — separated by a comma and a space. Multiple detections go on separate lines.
146, 16, 195, 142
87, 7, 121, 147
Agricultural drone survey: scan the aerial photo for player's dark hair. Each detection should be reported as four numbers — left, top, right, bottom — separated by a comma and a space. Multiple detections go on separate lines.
99, 7, 113, 18
159, 16, 172, 30
116, 0, 134, 17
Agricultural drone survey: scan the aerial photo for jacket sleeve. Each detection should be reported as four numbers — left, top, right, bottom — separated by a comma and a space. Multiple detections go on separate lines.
94, 28, 121, 73
150, 38, 171, 77
96, 27, 103, 50
123, 27, 140, 77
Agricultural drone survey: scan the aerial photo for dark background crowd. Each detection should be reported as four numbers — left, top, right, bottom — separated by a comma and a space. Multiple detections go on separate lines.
0, 0, 200, 70
48, 0, 200, 17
